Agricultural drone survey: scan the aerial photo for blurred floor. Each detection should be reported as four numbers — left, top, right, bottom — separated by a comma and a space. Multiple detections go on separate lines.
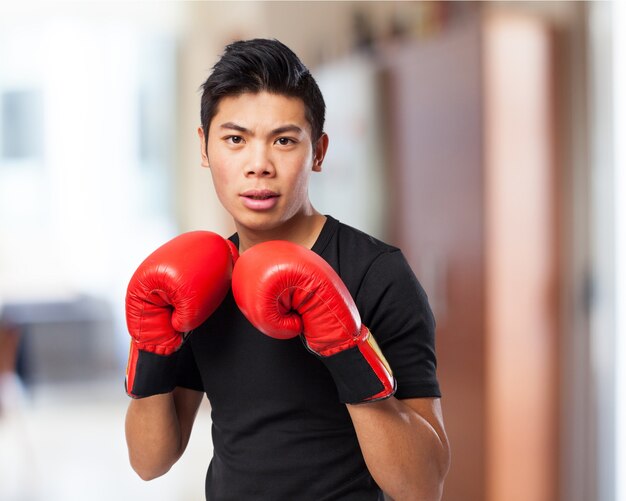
0, 376, 212, 501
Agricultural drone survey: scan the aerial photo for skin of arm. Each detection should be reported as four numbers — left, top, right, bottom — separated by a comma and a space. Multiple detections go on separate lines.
125, 387, 204, 480
347, 396, 450, 501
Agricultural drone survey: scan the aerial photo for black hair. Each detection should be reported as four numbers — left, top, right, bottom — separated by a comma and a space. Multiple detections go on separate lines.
200, 39, 326, 146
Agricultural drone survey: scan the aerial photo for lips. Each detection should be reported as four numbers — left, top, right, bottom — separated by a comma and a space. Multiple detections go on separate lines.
240, 189, 280, 210
241, 189, 278, 200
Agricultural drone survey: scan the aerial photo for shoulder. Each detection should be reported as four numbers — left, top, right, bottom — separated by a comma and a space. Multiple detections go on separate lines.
317, 217, 410, 297
335, 219, 400, 256
319, 216, 400, 262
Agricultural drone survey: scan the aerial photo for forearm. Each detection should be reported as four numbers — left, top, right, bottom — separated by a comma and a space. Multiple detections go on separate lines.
125, 388, 201, 480
347, 397, 450, 501
125, 393, 182, 480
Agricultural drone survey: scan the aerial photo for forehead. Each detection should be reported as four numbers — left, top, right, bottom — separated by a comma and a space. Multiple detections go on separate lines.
211, 91, 310, 133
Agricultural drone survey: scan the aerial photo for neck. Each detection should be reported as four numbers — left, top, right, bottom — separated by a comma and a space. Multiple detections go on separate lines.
236, 210, 326, 253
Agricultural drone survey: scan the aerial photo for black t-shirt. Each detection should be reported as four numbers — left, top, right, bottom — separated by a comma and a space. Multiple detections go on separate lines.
176, 216, 440, 500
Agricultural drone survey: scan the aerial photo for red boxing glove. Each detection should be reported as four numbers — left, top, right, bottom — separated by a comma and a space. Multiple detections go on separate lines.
125, 231, 238, 398
232, 240, 396, 404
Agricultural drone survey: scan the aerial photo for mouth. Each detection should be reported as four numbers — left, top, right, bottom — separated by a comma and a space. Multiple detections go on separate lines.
239, 189, 280, 210
240, 189, 279, 200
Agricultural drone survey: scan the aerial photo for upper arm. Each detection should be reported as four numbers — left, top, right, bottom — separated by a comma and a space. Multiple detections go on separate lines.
356, 251, 441, 400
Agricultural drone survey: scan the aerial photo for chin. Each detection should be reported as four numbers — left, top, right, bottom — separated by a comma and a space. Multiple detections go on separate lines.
235, 213, 283, 233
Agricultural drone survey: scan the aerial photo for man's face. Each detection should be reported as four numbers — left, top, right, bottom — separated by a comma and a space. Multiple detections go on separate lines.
200, 91, 326, 234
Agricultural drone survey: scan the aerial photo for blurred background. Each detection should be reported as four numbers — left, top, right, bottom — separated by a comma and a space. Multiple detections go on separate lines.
0, 1, 623, 500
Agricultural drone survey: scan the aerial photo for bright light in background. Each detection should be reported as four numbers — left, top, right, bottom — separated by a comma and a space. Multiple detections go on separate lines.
614, 0, 626, 499
0, 6, 215, 500
0, 10, 178, 364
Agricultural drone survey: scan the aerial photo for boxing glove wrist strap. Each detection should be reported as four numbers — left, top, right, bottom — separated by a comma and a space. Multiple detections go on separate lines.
125, 342, 183, 399
306, 327, 397, 405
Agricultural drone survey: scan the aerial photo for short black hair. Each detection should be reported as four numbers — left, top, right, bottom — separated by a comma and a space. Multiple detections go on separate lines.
200, 38, 326, 146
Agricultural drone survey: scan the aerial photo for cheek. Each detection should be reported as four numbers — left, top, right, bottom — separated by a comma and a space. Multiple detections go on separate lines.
296, 170, 312, 191
206, 148, 235, 185
287, 165, 313, 201
207, 165, 235, 204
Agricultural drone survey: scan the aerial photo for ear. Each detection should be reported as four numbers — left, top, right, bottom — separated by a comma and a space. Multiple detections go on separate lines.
312, 133, 329, 172
197, 126, 210, 168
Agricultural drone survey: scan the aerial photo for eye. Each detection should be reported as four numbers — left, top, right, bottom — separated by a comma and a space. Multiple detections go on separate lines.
276, 137, 295, 146
226, 135, 243, 144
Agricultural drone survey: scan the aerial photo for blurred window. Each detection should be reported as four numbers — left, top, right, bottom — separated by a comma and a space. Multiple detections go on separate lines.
1, 89, 42, 160
0, 10, 180, 360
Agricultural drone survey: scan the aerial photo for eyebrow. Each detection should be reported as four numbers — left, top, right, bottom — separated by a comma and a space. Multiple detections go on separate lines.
219, 122, 248, 133
219, 122, 304, 136
271, 125, 304, 136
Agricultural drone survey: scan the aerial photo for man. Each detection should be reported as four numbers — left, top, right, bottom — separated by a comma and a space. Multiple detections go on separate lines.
124, 38, 450, 500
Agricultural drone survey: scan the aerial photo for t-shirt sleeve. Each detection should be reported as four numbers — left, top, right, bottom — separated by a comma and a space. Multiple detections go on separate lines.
355, 250, 441, 399
174, 333, 205, 392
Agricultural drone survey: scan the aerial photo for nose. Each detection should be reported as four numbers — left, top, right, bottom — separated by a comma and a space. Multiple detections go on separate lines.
246, 144, 275, 177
